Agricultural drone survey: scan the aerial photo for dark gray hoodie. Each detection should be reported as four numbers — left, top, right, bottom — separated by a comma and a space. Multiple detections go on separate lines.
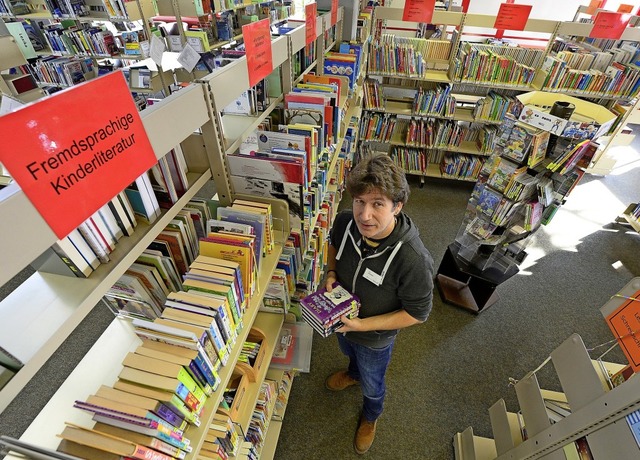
329, 210, 434, 347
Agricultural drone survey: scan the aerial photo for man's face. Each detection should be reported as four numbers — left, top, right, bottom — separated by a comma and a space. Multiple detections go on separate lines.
352, 189, 402, 240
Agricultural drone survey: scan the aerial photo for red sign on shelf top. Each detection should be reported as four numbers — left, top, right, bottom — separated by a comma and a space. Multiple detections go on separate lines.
493, 3, 532, 31
243, 18, 274, 88
331, 0, 338, 26
590, 11, 631, 40
605, 289, 640, 372
306, 3, 318, 46
402, 0, 436, 24
0, 71, 157, 239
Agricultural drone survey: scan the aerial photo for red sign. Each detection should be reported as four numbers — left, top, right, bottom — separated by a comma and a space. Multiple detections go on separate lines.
0, 72, 156, 239
331, 0, 338, 26
586, 0, 603, 15
306, 3, 317, 46
493, 3, 532, 31
242, 19, 273, 88
618, 4, 634, 13
605, 289, 640, 372
591, 11, 631, 40
402, 0, 435, 23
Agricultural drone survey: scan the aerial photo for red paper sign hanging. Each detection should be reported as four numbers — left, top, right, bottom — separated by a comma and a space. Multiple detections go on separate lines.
590, 11, 631, 40
586, 0, 603, 15
402, 0, 436, 23
306, 3, 318, 46
618, 4, 634, 13
331, 0, 338, 26
605, 289, 640, 372
0, 72, 156, 239
242, 18, 274, 88
493, 3, 532, 31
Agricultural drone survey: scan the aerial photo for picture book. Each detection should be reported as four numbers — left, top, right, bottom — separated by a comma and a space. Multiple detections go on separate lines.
476, 187, 503, 218
527, 130, 550, 168
501, 122, 534, 163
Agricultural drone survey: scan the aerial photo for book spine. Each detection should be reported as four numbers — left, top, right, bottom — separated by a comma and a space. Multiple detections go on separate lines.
156, 401, 187, 430
50, 242, 88, 278
177, 366, 207, 405
169, 392, 200, 427
77, 221, 110, 263
149, 436, 188, 460
132, 443, 174, 460
193, 349, 221, 389
175, 382, 202, 414
186, 359, 212, 396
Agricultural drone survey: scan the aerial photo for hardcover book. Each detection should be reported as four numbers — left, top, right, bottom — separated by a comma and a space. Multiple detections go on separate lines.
300, 282, 360, 337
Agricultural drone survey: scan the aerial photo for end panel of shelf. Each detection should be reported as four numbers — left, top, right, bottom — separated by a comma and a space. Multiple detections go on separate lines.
514, 373, 552, 439
142, 83, 211, 158
550, 334, 607, 411
489, 399, 520, 455
289, 24, 307, 54
0, 36, 28, 70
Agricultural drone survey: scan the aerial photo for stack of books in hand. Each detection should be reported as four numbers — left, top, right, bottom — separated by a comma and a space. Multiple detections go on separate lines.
300, 282, 360, 337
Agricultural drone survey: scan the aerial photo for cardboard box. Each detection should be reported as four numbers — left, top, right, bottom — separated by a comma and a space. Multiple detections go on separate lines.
516, 91, 616, 141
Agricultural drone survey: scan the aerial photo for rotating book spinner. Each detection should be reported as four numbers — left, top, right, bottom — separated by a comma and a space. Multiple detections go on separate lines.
437, 91, 616, 312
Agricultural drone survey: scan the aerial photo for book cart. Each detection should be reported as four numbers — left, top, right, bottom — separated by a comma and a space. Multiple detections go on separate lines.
453, 277, 640, 460
0, 6, 354, 460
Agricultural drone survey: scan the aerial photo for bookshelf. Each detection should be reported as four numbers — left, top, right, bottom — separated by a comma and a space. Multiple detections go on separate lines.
0, 7, 348, 460
453, 277, 640, 460
358, 6, 640, 185
620, 202, 640, 233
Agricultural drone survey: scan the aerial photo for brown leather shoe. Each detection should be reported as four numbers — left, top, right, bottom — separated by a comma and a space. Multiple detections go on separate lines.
354, 415, 377, 454
325, 370, 359, 391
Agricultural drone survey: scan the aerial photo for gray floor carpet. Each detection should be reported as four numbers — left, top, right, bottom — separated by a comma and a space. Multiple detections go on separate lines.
1, 151, 639, 460
273, 153, 640, 459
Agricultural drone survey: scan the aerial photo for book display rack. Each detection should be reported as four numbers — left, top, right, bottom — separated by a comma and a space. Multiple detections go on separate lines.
621, 202, 640, 233
0, 7, 353, 460
453, 277, 640, 460
437, 91, 615, 314
357, 6, 640, 185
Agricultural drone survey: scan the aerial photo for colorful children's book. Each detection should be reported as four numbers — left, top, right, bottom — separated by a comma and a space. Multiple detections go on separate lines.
300, 282, 360, 337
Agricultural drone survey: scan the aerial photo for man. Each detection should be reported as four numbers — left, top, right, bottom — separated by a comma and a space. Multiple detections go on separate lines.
324, 154, 434, 454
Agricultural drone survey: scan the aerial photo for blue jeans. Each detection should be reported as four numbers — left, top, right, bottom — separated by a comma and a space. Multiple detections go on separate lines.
337, 333, 395, 422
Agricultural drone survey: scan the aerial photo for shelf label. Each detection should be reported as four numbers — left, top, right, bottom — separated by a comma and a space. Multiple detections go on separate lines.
605, 289, 640, 372
306, 3, 317, 46
590, 11, 631, 40
243, 18, 274, 88
402, 0, 435, 23
493, 3, 532, 31
0, 72, 156, 239
331, 0, 338, 26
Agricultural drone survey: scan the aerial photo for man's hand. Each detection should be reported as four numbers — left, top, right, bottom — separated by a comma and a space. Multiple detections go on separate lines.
336, 314, 361, 333
325, 271, 337, 292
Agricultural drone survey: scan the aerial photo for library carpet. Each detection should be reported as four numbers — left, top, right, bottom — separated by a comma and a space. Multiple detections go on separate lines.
1, 147, 640, 459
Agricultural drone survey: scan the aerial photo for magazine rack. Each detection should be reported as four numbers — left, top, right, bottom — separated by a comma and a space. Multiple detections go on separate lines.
436, 243, 519, 314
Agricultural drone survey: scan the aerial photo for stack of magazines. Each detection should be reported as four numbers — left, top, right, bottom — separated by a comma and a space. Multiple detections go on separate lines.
300, 282, 361, 337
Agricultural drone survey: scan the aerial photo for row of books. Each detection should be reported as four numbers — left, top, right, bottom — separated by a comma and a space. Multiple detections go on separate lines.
451, 43, 539, 87
41, 21, 120, 57
30, 55, 95, 88
540, 55, 640, 98
367, 34, 429, 78
47, 147, 194, 282
440, 153, 484, 181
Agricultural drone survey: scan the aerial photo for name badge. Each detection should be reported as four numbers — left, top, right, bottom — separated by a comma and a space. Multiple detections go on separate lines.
363, 268, 382, 286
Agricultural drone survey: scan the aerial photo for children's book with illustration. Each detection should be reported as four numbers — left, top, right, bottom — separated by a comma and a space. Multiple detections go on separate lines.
300, 282, 360, 338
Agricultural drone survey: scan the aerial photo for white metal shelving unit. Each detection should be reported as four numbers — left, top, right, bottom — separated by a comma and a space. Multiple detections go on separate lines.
1, 7, 349, 460
454, 277, 640, 460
